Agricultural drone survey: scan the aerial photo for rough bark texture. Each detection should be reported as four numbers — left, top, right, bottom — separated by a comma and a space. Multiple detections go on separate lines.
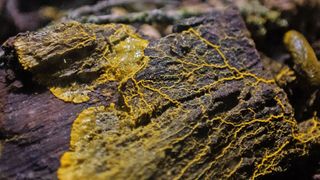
0, 7, 315, 180
0, 69, 86, 179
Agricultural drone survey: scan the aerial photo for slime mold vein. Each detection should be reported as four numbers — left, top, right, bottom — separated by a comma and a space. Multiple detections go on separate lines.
5, 8, 320, 180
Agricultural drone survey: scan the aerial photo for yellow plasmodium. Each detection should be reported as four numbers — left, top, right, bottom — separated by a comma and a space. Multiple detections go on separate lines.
57, 26, 320, 180
58, 106, 110, 180
58, 27, 280, 179
50, 84, 92, 104
50, 24, 149, 103
14, 21, 97, 71
284, 30, 320, 86
58, 103, 165, 180
96, 27, 149, 83
295, 114, 320, 144
283, 31, 320, 139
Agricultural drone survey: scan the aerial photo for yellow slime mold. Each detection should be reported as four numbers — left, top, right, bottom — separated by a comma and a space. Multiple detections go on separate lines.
8, 10, 320, 180
284, 30, 320, 86
50, 24, 149, 103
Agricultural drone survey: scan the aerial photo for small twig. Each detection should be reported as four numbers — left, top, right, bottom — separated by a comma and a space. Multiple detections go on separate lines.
78, 9, 208, 24
0, 48, 5, 68
6, 0, 42, 31
0, 0, 6, 10
67, 0, 180, 19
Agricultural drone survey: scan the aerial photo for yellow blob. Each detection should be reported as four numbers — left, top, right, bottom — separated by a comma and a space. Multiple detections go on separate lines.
50, 84, 92, 104
97, 28, 149, 83
284, 30, 320, 86
58, 106, 104, 179
58, 104, 134, 180
50, 24, 149, 103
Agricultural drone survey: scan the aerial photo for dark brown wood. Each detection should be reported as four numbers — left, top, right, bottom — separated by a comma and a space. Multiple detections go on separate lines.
0, 69, 86, 179
0, 5, 319, 180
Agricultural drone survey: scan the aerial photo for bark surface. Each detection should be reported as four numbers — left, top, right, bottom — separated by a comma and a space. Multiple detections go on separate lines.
0, 7, 316, 180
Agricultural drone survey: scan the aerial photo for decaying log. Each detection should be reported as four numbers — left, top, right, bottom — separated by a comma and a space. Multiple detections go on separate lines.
0, 7, 318, 180
0, 69, 86, 179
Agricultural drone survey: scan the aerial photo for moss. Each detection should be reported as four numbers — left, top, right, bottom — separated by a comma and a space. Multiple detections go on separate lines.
239, 0, 288, 36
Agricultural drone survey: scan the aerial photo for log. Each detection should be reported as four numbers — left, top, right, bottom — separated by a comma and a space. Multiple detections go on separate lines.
0, 7, 317, 180
0, 69, 86, 179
